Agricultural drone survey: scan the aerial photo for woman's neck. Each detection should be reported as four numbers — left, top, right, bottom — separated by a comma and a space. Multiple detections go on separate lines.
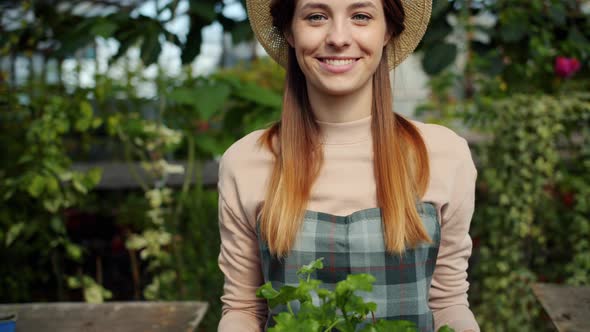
306, 80, 373, 123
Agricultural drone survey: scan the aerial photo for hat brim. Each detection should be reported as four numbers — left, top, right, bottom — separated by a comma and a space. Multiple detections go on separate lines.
246, 0, 432, 70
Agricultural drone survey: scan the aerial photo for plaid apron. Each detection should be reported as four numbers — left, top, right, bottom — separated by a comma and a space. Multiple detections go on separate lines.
256, 202, 441, 332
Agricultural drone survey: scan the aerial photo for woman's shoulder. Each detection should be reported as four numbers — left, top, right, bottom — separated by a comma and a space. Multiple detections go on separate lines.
410, 120, 472, 161
219, 128, 274, 178
222, 129, 266, 160
411, 121, 477, 208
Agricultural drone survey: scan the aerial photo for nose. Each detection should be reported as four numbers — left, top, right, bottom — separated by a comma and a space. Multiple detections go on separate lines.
325, 20, 352, 48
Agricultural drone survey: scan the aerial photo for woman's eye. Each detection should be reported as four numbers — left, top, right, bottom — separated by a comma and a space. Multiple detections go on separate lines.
352, 13, 371, 21
307, 14, 326, 22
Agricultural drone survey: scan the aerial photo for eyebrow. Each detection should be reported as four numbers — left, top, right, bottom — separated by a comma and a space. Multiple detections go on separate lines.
300, 1, 378, 12
348, 1, 378, 10
300, 2, 330, 11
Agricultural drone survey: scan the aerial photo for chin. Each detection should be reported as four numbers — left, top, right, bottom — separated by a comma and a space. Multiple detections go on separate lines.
316, 78, 369, 97
318, 85, 359, 96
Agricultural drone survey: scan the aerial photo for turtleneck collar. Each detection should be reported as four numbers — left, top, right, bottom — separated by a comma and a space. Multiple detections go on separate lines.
316, 115, 372, 145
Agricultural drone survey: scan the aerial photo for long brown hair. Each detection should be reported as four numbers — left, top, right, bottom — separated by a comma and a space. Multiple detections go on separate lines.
259, 0, 431, 257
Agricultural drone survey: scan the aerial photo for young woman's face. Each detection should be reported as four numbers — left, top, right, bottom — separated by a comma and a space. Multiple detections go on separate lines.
288, 0, 390, 97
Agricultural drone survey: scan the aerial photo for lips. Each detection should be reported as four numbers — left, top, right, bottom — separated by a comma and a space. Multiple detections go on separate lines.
316, 57, 360, 74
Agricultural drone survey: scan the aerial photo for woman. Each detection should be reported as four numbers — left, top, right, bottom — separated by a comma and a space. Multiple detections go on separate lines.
217, 0, 480, 331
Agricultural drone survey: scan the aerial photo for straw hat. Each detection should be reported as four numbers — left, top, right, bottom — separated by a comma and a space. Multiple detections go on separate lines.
246, 0, 432, 70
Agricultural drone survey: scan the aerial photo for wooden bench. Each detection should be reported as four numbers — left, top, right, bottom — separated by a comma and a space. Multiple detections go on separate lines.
0, 301, 208, 332
532, 283, 590, 332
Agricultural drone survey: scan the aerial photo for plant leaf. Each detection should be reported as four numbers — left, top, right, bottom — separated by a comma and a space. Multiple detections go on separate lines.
182, 15, 205, 64
189, 1, 216, 21
294, 279, 322, 303
337, 273, 376, 294
422, 19, 452, 44
84, 284, 103, 303
84, 168, 103, 188
297, 257, 324, 277
27, 175, 46, 198
376, 319, 417, 331
170, 83, 231, 120
5, 222, 25, 247
65, 242, 83, 262
193, 83, 231, 120
67, 276, 81, 289
269, 285, 298, 308
140, 28, 162, 66
269, 312, 321, 332
234, 83, 282, 109
256, 282, 280, 300
90, 20, 118, 38
500, 19, 527, 42
431, 0, 451, 18
421, 42, 457, 75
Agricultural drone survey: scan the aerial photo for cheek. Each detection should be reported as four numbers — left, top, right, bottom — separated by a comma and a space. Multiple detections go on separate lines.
293, 31, 322, 54
290, 33, 317, 74
291, 21, 327, 53
358, 28, 388, 55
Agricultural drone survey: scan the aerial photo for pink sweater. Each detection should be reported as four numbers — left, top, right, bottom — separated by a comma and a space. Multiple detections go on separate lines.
217, 116, 480, 332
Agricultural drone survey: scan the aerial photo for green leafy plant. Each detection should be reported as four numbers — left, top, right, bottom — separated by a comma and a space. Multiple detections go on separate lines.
415, 6, 589, 328
256, 258, 455, 332
468, 93, 590, 331
418, 0, 590, 86
0, 84, 105, 301
66, 275, 113, 304
0, 0, 252, 67
416, 0, 590, 125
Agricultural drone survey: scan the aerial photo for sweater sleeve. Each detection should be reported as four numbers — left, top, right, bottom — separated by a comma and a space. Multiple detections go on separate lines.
429, 138, 480, 332
217, 154, 267, 332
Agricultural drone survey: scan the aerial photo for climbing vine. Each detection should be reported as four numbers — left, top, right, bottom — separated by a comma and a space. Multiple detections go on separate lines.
469, 93, 590, 331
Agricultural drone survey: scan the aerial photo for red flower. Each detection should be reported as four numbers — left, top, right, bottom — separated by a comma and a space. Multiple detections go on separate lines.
562, 192, 575, 208
555, 56, 581, 78
193, 120, 210, 133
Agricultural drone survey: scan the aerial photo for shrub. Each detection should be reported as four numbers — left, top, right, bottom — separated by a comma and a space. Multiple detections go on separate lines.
468, 93, 590, 331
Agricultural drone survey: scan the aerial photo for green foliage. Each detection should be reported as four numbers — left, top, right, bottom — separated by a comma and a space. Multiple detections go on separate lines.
212, 58, 284, 136
98, 59, 282, 311
169, 83, 231, 121
0, 84, 104, 301
0, 0, 252, 66
414, 70, 465, 126
1, 4, 277, 331
418, 0, 460, 75
175, 187, 223, 331
257, 258, 455, 332
418, 6, 590, 326
147, 60, 284, 162
468, 93, 590, 331
67, 275, 113, 304
419, 0, 590, 93
1, 48, 282, 332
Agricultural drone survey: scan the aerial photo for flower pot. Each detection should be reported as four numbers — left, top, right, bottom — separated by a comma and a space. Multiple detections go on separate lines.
0, 313, 16, 332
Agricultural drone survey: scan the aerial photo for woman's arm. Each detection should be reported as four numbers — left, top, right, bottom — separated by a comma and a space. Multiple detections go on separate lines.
217, 153, 268, 332
429, 138, 481, 332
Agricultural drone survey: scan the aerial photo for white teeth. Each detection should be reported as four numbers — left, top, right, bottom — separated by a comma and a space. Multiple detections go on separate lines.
323, 59, 356, 66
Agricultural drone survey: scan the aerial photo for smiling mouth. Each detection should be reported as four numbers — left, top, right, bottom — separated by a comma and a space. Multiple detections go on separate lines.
318, 58, 359, 66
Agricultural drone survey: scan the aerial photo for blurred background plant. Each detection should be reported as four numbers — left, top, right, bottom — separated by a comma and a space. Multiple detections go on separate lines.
416, 0, 590, 124
415, 1, 590, 331
0, 82, 105, 303
1, 0, 589, 331
0, 0, 280, 330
